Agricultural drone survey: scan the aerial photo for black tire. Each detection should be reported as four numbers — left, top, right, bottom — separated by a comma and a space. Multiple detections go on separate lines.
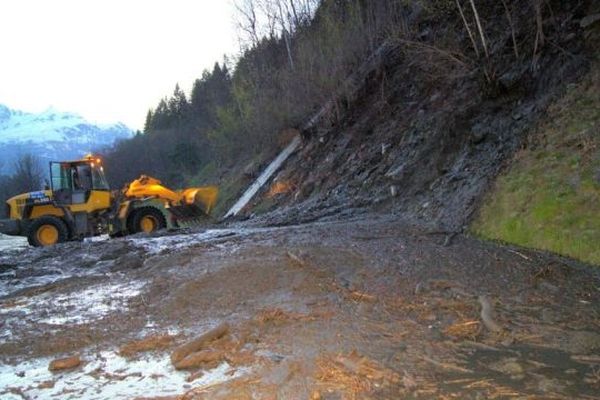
130, 207, 167, 234
27, 216, 69, 247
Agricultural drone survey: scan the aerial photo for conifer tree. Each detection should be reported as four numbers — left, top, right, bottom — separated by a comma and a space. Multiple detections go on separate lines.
144, 109, 154, 133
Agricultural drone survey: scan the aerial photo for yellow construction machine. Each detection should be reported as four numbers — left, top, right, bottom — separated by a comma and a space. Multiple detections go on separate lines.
0, 155, 218, 247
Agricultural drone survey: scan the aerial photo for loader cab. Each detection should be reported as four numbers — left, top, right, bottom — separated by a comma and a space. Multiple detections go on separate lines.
50, 157, 110, 205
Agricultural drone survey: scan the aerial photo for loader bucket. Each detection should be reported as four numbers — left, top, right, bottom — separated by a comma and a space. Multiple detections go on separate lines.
180, 186, 219, 215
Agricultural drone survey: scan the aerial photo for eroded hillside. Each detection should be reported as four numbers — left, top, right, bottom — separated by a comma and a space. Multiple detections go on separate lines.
241, 1, 598, 238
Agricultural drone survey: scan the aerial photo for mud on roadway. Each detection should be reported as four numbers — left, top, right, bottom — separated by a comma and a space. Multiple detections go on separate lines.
1, 216, 599, 400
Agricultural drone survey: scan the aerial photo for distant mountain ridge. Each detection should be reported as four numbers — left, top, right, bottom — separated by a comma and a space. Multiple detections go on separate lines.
0, 104, 133, 175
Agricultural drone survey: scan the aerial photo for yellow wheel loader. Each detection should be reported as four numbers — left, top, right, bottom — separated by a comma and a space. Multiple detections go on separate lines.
0, 155, 218, 247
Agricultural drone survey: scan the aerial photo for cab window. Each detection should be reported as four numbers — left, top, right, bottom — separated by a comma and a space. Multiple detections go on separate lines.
51, 162, 109, 191
74, 164, 93, 190
51, 162, 73, 190
91, 165, 110, 190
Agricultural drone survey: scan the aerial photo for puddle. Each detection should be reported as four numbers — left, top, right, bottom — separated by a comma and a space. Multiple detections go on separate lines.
441, 344, 600, 398
129, 225, 297, 255
0, 351, 249, 400
0, 259, 108, 299
129, 228, 251, 255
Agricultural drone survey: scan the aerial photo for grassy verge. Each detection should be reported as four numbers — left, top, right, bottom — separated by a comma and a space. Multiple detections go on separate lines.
472, 59, 600, 265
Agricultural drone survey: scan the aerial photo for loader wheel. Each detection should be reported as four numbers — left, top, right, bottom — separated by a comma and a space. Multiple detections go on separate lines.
131, 207, 166, 234
27, 216, 69, 247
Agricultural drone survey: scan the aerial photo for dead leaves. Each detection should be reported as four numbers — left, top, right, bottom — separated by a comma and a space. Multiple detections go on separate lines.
314, 351, 401, 398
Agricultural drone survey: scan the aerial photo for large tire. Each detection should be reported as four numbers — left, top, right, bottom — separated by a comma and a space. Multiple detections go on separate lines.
130, 207, 167, 234
27, 216, 69, 247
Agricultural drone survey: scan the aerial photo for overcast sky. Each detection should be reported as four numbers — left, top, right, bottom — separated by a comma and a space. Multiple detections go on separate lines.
0, 0, 239, 130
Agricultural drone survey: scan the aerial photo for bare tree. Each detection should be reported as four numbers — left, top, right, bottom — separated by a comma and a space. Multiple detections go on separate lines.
456, 0, 480, 58
501, 0, 519, 59
0, 175, 11, 217
468, 0, 489, 59
11, 154, 44, 194
235, 0, 320, 49
235, 0, 261, 47
532, 0, 545, 67
259, 0, 278, 38
276, 0, 295, 70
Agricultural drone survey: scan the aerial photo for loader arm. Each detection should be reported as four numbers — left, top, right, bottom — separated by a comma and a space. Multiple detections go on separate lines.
124, 175, 218, 215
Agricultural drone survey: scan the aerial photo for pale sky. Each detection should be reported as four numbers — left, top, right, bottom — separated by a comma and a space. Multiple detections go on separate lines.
0, 0, 239, 130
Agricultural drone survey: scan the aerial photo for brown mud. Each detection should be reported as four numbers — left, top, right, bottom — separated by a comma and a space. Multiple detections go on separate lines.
1, 216, 599, 399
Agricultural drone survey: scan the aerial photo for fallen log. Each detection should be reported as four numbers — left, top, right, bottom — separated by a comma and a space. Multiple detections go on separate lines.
174, 350, 224, 370
170, 323, 229, 365
49, 355, 81, 371
119, 334, 176, 357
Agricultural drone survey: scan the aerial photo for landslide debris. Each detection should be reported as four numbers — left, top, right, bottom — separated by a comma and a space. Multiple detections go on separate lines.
1, 219, 599, 399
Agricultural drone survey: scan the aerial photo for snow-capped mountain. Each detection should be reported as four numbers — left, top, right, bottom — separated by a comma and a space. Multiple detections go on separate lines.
0, 104, 133, 175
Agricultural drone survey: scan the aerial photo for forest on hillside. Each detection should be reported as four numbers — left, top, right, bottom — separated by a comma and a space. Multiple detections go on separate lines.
0, 155, 46, 217
103, 0, 429, 188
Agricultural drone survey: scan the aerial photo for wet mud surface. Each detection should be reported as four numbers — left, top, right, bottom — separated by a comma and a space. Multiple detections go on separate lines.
1, 216, 599, 399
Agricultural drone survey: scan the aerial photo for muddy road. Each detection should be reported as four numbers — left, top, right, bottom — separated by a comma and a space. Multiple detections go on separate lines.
1, 216, 599, 399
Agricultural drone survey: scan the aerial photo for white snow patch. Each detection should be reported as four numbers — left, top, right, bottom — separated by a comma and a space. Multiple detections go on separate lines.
130, 229, 239, 255
0, 281, 146, 341
0, 234, 27, 252
37, 280, 146, 325
0, 351, 249, 400
83, 234, 110, 244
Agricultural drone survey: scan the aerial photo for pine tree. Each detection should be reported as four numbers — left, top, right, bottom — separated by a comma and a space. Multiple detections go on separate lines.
144, 109, 154, 133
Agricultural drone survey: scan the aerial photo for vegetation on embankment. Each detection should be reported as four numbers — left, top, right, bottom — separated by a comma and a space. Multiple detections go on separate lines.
103, 0, 394, 190
472, 57, 600, 265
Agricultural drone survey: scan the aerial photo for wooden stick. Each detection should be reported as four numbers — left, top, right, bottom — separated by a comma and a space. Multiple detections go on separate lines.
507, 249, 530, 261
478, 296, 502, 333
455, 0, 480, 58
420, 355, 473, 374
468, 0, 489, 59
500, 0, 519, 59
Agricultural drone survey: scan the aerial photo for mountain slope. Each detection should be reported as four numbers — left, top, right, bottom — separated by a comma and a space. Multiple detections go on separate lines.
0, 104, 132, 174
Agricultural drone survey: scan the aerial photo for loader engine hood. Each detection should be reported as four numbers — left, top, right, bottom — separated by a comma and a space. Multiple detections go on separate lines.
5, 190, 53, 220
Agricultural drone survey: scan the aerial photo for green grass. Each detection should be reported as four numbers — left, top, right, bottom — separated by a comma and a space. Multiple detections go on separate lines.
472, 60, 600, 265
